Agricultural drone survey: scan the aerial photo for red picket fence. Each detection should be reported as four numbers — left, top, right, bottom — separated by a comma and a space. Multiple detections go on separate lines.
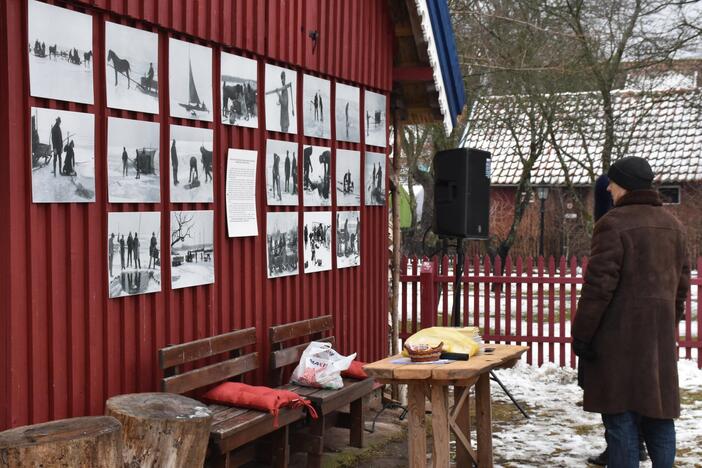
399, 255, 702, 368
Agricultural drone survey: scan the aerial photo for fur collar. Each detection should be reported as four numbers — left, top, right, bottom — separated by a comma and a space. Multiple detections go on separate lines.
615, 189, 662, 208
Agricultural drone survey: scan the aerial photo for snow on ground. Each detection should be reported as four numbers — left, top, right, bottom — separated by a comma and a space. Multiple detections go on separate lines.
481, 359, 702, 467
32, 147, 95, 202
30, 54, 93, 104
171, 259, 214, 289
107, 150, 160, 203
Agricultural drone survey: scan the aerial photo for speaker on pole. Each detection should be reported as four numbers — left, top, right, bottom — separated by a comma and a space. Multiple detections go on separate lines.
433, 147, 491, 239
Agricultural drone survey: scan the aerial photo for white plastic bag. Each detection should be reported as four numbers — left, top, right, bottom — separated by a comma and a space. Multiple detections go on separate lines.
290, 341, 356, 389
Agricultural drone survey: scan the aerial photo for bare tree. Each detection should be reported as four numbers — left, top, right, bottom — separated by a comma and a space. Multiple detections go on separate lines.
171, 212, 194, 248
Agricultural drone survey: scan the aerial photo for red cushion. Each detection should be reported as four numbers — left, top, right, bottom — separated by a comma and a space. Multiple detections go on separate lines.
341, 360, 368, 380
202, 382, 317, 426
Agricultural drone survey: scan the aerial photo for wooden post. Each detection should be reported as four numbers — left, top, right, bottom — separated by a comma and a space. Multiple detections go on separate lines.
0, 416, 122, 467
420, 261, 437, 329
407, 383, 426, 468
454, 385, 474, 467
390, 108, 403, 399
106, 392, 212, 468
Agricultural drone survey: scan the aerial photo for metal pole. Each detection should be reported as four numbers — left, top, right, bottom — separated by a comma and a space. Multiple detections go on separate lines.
539, 197, 545, 257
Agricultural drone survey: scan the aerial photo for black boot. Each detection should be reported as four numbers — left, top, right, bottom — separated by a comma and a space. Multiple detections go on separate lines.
587, 448, 608, 466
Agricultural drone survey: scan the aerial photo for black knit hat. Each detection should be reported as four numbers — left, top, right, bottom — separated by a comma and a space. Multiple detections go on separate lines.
607, 157, 654, 191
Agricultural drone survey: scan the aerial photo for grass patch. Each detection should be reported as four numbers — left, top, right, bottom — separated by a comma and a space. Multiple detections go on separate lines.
328, 428, 408, 468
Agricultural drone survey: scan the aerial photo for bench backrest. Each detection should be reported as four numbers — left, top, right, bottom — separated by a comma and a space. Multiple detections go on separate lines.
159, 327, 258, 394
269, 315, 335, 387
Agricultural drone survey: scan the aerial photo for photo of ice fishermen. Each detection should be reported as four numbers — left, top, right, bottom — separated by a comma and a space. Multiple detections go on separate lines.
303, 145, 332, 207
303, 74, 331, 139
169, 125, 214, 203
303, 211, 332, 273
266, 212, 299, 278
266, 139, 298, 206
335, 83, 360, 143
31, 107, 96, 203
107, 117, 160, 203
105, 22, 159, 114
336, 149, 361, 206
336, 211, 360, 268
364, 151, 386, 206
107, 212, 161, 298
28, 0, 94, 104
221, 52, 258, 128
265, 64, 297, 134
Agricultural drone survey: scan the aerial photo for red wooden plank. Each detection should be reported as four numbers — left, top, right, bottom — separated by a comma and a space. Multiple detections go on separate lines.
537, 256, 544, 366
504, 256, 512, 344
526, 257, 534, 365
558, 256, 567, 368
547, 256, 555, 365
569, 257, 578, 368
472, 255, 480, 328
494, 256, 502, 343
483, 256, 491, 340
516, 257, 523, 348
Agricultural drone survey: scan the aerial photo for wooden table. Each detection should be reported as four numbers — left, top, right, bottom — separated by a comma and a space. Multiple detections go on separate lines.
364, 344, 528, 468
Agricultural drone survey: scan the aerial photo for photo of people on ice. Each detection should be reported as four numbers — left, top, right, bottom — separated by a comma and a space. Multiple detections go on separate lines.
169, 38, 213, 122
221, 52, 258, 128
335, 83, 360, 143
303, 145, 332, 207
303, 211, 332, 274
265, 64, 297, 134
107, 211, 161, 298
364, 90, 387, 148
28, 0, 94, 104
266, 212, 299, 279
169, 125, 214, 203
336, 211, 360, 268
336, 149, 361, 206
30, 107, 95, 203
266, 139, 299, 206
170, 210, 215, 289
303, 74, 331, 139
107, 117, 160, 203
364, 151, 386, 206
105, 21, 159, 114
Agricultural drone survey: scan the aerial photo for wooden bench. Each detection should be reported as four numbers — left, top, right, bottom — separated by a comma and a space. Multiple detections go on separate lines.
159, 327, 305, 468
269, 315, 375, 468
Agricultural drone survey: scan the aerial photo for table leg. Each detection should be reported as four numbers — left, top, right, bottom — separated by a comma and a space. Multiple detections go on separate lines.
453, 386, 476, 467
475, 373, 493, 468
431, 384, 450, 467
407, 383, 427, 468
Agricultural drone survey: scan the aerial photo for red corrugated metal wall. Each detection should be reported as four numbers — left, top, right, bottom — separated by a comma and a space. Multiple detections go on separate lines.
0, 0, 393, 430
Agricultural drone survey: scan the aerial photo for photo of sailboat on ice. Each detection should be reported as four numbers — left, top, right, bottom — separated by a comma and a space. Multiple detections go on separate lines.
169, 38, 213, 122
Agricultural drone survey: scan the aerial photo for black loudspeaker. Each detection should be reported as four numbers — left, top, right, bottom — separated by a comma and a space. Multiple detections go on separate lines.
433, 147, 491, 239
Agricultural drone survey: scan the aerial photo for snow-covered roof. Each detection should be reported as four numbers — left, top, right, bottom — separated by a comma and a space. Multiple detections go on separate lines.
463, 88, 702, 186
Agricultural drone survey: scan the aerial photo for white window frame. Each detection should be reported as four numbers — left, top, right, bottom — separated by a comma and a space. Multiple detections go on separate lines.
659, 185, 681, 205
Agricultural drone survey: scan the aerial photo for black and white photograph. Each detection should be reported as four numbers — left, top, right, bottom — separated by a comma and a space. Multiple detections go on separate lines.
28, 0, 94, 104
335, 83, 360, 143
265, 139, 298, 206
105, 22, 159, 114
265, 64, 297, 134
169, 125, 214, 203
364, 90, 387, 147
30, 107, 95, 203
169, 38, 213, 122
107, 117, 160, 203
364, 151, 386, 206
302, 145, 332, 207
303, 211, 332, 274
171, 210, 215, 289
303, 74, 331, 139
335, 149, 361, 206
221, 52, 257, 127
266, 212, 299, 279
107, 211, 161, 298
336, 211, 360, 268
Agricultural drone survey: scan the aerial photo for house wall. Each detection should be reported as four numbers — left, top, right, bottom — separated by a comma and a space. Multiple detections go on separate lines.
0, 0, 392, 430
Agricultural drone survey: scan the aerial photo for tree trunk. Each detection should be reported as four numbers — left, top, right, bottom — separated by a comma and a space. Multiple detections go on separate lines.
105, 392, 212, 468
0, 416, 122, 467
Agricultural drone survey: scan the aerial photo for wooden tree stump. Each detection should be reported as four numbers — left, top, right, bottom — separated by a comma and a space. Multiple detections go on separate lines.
0, 416, 122, 467
106, 392, 212, 468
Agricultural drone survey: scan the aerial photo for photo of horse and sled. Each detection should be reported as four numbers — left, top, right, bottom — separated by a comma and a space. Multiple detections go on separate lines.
221, 52, 258, 128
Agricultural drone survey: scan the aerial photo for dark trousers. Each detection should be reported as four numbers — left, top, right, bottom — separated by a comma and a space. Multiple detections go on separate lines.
603, 412, 675, 468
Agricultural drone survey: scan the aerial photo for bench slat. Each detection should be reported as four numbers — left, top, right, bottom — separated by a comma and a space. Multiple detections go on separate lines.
269, 315, 333, 344
270, 336, 335, 370
304, 378, 375, 415
210, 406, 250, 426
159, 328, 257, 369
162, 353, 258, 394
214, 407, 305, 454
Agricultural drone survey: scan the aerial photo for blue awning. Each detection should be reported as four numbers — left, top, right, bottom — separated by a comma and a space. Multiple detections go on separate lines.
414, 0, 466, 133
